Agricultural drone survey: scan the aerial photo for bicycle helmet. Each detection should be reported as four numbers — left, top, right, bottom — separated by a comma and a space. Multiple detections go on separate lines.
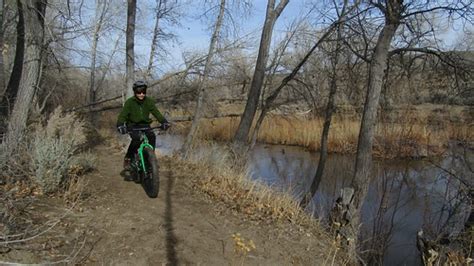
133, 80, 148, 94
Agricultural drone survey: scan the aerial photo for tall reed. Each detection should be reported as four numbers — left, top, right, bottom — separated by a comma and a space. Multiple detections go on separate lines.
186, 113, 471, 159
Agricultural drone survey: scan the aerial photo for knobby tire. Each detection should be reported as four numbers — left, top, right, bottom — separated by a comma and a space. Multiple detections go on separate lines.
142, 147, 160, 198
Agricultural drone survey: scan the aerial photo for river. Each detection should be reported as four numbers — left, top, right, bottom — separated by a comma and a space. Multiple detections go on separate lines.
156, 134, 472, 265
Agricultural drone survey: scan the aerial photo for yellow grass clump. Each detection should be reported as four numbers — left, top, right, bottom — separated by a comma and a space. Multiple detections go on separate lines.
185, 112, 471, 159
181, 141, 316, 225
174, 141, 348, 265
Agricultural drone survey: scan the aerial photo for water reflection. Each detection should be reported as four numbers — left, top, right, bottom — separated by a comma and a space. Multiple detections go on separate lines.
249, 144, 470, 265
156, 135, 471, 265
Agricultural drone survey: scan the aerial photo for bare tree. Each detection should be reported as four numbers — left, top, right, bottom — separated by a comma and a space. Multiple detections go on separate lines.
300, 0, 352, 210
125, 0, 136, 99
340, 1, 406, 261
145, 0, 179, 79
249, 20, 307, 148
233, 0, 289, 144
89, 0, 109, 122
0, 0, 24, 134
325, 0, 474, 262
249, 1, 361, 154
5, 0, 47, 151
180, 0, 226, 157
0, 0, 4, 91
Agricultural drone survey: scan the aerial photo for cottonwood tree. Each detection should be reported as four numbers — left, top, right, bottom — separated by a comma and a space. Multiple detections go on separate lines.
180, 0, 226, 157
249, 19, 306, 148
125, 0, 136, 99
248, 1, 360, 152
145, 0, 180, 79
89, 0, 109, 122
5, 0, 47, 152
0, 0, 5, 91
300, 0, 354, 210
31, 1, 123, 114
330, 0, 473, 262
180, 0, 251, 156
233, 0, 289, 144
0, 0, 24, 135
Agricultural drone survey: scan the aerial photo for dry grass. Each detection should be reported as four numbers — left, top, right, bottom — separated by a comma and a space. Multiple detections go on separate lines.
178, 111, 472, 159
180, 142, 318, 226
173, 142, 349, 265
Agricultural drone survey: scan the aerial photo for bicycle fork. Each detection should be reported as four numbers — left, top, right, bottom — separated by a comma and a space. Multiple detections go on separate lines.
137, 143, 154, 174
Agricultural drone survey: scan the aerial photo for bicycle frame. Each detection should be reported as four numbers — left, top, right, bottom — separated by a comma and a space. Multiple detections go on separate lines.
137, 134, 154, 173
129, 126, 160, 175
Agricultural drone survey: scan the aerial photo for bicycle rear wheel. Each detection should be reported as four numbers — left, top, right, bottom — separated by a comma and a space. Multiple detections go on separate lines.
141, 147, 160, 198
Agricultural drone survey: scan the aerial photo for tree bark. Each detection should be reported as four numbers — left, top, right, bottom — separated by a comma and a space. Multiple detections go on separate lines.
5, 0, 46, 150
180, 0, 226, 157
125, 0, 136, 99
346, 0, 403, 260
146, 0, 164, 79
249, 19, 342, 150
89, 0, 107, 123
299, 14, 345, 209
233, 0, 288, 144
0, 0, 24, 128
0, 0, 4, 93
351, 20, 399, 217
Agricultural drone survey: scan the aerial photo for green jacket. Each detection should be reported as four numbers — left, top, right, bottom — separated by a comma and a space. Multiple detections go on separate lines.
116, 96, 166, 126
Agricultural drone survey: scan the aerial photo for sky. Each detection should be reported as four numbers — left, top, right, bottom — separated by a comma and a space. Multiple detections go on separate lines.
135, 0, 314, 73
136, 0, 469, 75
173, 0, 307, 49
67, 0, 469, 77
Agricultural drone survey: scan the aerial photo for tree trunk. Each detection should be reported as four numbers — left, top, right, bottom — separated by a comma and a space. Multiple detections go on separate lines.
146, 0, 164, 79
0, 0, 5, 136
249, 19, 342, 150
125, 0, 136, 99
233, 0, 288, 144
5, 0, 46, 150
300, 54, 339, 209
89, 0, 107, 123
344, 0, 403, 260
0, 0, 24, 134
351, 22, 399, 219
0, 0, 4, 92
180, 0, 226, 157
299, 19, 344, 210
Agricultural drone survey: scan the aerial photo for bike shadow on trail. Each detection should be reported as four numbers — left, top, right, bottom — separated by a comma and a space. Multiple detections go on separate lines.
163, 160, 178, 265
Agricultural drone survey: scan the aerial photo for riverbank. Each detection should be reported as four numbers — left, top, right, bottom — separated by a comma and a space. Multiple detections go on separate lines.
167, 104, 472, 159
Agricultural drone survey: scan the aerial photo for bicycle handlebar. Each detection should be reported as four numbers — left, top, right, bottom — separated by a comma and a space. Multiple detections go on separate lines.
127, 125, 170, 133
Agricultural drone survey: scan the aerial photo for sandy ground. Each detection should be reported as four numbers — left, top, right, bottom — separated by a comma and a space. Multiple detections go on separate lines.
1, 145, 339, 265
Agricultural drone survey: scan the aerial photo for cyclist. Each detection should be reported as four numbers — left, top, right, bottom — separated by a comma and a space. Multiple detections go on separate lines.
116, 80, 170, 177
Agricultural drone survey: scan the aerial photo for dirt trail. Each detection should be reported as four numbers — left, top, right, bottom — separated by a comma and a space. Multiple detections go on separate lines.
2, 145, 335, 265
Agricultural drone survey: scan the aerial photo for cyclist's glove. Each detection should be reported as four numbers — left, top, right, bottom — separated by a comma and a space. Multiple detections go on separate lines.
160, 120, 170, 131
117, 124, 127, 134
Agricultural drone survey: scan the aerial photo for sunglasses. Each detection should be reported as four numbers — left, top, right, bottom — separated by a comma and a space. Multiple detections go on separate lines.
135, 91, 146, 95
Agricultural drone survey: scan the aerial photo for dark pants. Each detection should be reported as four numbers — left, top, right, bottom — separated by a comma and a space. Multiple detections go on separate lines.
125, 125, 156, 159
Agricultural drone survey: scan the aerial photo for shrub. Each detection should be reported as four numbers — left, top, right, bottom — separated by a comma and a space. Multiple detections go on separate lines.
68, 151, 97, 174
31, 107, 87, 193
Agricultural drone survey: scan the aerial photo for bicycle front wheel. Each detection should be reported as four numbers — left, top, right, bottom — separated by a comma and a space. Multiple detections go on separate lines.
141, 147, 160, 198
